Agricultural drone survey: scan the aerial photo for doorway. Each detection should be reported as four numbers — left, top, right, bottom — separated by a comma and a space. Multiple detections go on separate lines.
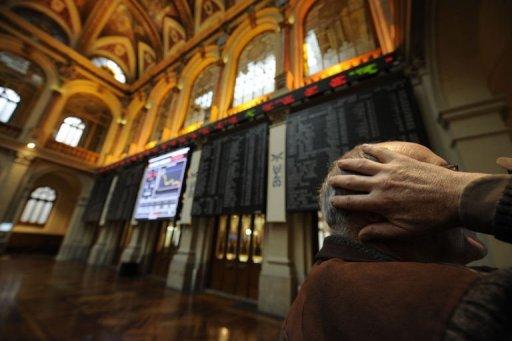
150, 221, 181, 279
209, 213, 265, 300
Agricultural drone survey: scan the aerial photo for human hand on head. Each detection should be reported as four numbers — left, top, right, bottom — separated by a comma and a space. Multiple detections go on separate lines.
328, 144, 486, 241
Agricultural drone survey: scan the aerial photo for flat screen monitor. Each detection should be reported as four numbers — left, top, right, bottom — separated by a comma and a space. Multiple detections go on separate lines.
133, 147, 190, 220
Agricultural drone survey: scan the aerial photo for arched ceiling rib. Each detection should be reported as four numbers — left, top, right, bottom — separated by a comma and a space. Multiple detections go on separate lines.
3, 0, 195, 81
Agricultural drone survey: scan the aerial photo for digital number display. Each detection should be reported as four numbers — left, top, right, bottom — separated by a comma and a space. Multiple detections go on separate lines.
133, 147, 190, 220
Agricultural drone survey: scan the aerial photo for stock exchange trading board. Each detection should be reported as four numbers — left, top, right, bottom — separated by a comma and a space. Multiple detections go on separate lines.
286, 76, 427, 211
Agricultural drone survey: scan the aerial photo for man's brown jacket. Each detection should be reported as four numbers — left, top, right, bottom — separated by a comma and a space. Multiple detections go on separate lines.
281, 235, 512, 340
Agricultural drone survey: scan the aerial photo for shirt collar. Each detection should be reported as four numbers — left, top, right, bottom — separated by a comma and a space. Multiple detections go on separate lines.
315, 235, 397, 262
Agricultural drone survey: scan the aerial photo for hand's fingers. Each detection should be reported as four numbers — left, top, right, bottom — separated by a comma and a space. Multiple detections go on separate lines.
328, 174, 374, 192
361, 144, 398, 163
358, 223, 411, 242
330, 194, 376, 212
337, 158, 384, 175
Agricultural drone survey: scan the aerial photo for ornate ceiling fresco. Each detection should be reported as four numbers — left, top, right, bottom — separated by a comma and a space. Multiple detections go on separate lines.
2, 0, 225, 82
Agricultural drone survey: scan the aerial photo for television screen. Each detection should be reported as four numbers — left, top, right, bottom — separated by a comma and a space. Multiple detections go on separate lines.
133, 147, 190, 220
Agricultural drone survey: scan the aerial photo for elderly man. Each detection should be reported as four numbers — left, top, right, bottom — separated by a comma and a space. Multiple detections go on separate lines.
282, 142, 512, 341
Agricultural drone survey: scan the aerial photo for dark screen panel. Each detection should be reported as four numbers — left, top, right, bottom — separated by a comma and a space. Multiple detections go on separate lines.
286, 76, 427, 211
192, 122, 268, 216
106, 164, 145, 222
82, 173, 114, 224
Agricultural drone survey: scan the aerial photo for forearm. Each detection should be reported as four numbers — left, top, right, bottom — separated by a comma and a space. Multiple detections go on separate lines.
459, 174, 512, 241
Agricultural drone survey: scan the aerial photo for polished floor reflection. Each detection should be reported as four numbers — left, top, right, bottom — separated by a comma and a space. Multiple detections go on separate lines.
0, 255, 282, 340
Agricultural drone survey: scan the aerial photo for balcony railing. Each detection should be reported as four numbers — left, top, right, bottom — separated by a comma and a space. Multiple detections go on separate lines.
45, 140, 100, 164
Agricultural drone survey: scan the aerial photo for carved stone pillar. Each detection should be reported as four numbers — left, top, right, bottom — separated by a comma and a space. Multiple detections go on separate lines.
87, 227, 108, 266
56, 194, 90, 261
34, 88, 64, 146
258, 220, 296, 317
258, 120, 297, 317
167, 149, 205, 290
273, 19, 294, 97
0, 151, 34, 222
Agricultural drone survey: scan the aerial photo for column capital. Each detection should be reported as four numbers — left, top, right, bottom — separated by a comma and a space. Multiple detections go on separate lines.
14, 151, 35, 166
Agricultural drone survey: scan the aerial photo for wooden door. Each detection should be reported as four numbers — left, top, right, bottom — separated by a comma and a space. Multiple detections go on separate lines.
150, 221, 180, 279
209, 213, 265, 300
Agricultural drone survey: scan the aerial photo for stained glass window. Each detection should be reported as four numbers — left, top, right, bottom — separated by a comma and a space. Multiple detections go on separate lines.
91, 57, 127, 83
0, 86, 20, 123
184, 64, 221, 129
304, 0, 377, 76
55, 116, 86, 147
233, 32, 277, 107
20, 187, 56, 225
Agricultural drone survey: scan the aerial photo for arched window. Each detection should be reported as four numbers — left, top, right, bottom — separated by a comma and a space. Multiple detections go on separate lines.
233, 32, 277, 107
91, 57, 127, 83
55, 116, 86, 147
304, 0, 377, 76
20, 186, 56, 225
124, 110, 146, 152
152, 90, 176, 142
0, 86, 21, 123
184, 64, 221, 130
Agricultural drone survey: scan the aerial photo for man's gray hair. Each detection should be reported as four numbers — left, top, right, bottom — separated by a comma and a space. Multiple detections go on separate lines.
319, 161, 355, 238
318, 145, 376, 239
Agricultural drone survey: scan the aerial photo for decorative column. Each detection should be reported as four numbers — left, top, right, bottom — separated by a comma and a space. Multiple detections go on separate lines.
273, 14, 294, 97
100, 224, 121, 266
258, 119, 297, 317
87, 227, 108, 266
56, 194, 90, 261
33, 87, 65, 147
0, 151, 34, 222
119, 225, 143, 275
161, 86, 181, 141
211, 57, 227, 121
167, 149, 203, 290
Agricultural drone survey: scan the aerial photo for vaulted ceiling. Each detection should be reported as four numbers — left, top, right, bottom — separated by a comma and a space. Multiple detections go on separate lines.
2, 0, 225, 82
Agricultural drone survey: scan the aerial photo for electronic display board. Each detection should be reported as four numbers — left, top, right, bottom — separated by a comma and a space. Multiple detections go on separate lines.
133, 147, 190, 220
286, 76, 428, 211
192, 122, 268, 216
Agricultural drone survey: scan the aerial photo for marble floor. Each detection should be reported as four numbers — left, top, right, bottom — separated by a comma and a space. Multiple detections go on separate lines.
0, 255, 282, 340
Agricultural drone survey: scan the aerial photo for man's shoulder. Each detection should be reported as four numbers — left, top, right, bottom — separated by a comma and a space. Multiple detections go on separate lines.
309, 258, 480, 286
288, 259, 482, 340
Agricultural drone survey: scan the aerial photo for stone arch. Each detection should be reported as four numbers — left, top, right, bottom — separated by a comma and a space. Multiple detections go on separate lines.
8, 0, 80, 45
170, 45, 221, 136
88, 36, 136, 82
138, 74, 178, 147
13, 163, 83, 237
217, 8, 283, 117
41, 80, 122, 158
290, 0, 395, 88
115, 94, 146, 156
0, 34, 59, 139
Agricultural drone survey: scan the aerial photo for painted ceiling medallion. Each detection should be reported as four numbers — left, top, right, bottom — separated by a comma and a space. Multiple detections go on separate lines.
114, 44, 126, 56
50, 0, 65, 13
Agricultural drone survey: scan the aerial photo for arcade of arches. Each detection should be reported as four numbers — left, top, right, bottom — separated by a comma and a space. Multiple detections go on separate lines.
0, 0, 511, 319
